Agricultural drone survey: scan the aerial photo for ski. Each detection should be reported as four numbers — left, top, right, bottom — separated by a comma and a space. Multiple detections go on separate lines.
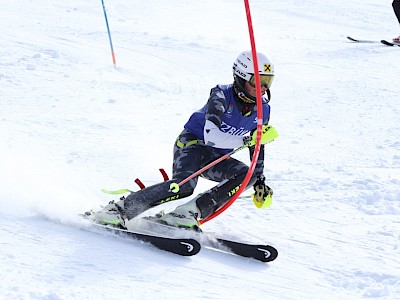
87, 222, 201, 256
381, 40, 400, 47
347, 36, 400, 47
212, 237, 278, 263
346, 36, 380, 43
133, 217, 278, 262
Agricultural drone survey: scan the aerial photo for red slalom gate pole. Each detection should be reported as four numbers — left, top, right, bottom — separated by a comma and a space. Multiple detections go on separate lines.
200, 0, 264, 225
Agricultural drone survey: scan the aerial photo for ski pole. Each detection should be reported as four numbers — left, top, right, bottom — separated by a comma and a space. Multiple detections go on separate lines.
169, 141, 252, 193
101, 0, 117, 68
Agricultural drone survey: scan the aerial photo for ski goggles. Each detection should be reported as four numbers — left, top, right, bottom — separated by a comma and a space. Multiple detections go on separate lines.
248, 74, 274, 89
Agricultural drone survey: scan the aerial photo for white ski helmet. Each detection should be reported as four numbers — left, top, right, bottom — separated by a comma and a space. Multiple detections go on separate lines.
232, 51, 274, 103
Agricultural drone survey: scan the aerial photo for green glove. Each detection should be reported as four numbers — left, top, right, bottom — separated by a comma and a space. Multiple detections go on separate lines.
247, 125, 279, 147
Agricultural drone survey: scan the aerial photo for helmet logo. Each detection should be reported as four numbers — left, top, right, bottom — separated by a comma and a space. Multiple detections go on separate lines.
237, 58, 247, 69
264, 64, 272, 72
236, 70, 246, 77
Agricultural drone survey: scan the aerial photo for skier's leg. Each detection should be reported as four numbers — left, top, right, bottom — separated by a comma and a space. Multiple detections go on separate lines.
91, 179, 195, 227
92, 130, 207, 225
159, 157, 257, 228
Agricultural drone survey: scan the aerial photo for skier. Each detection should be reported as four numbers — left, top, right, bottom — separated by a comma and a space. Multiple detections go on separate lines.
393, 0, 400, 43
91, 51, 278, 229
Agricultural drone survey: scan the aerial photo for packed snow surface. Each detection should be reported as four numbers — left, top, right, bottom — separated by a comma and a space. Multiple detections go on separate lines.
1, 0, 399, 299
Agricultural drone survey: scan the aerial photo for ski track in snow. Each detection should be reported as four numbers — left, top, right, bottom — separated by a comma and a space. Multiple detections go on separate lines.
1, 0, 399, 299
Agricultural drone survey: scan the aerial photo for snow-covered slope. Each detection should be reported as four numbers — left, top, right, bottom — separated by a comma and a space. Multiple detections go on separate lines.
1, 0, 399, 299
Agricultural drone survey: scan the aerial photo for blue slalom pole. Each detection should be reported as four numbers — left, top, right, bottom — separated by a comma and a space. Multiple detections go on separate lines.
101, 0, 117, 68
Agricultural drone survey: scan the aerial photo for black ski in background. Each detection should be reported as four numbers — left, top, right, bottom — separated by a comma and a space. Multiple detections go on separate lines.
381, 40, 400, 47
347, 36, 380, 43
347, 36, 400, 47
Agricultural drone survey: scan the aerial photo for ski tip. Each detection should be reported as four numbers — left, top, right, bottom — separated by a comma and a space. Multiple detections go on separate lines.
181, 239, 201, 256
347, 36, 358, 42
381, 40, 400, 47
262, 245, 279, 262
381, 40, 392, 46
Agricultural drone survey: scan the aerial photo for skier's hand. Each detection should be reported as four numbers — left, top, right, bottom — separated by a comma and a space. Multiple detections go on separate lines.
245, 125, 279, 147
252, 175, 273, 208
